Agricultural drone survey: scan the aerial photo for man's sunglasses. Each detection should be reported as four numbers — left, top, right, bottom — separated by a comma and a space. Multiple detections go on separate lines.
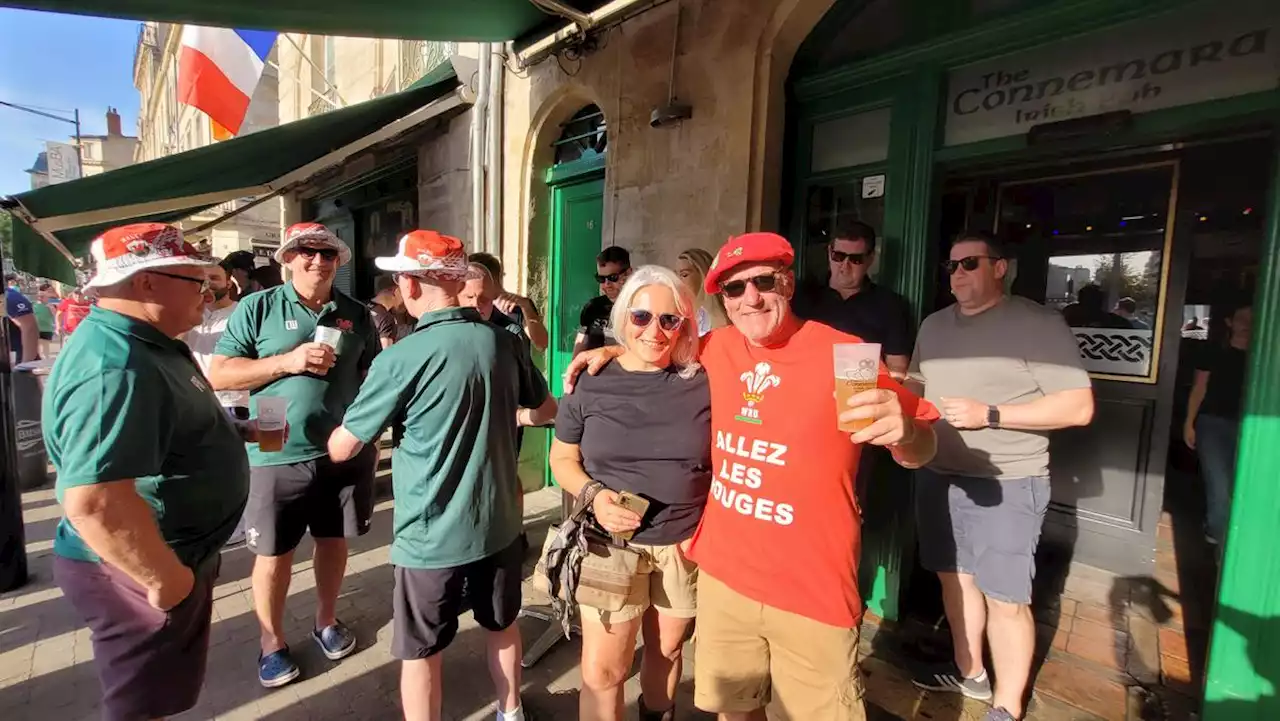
595, 270, 629, 284
943, 255, 1001, 275
830, 250, 869, 265
296, 246, 340, 261
146, 270, 209, 293
719, 273, 780, 299
629, 309, 685, 332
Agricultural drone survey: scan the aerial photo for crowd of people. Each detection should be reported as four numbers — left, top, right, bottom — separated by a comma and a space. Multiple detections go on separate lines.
37, 210, 1254, 721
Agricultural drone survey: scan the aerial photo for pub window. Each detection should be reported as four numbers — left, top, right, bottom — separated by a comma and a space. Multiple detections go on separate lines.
997, 162, 1176, 382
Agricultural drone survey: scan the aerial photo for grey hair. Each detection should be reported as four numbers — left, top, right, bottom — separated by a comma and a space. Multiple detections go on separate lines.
609, 264, 702, 379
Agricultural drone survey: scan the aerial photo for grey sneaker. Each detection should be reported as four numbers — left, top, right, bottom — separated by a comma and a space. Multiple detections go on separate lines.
911, 662, 993, 700
983, 707, 1018, 721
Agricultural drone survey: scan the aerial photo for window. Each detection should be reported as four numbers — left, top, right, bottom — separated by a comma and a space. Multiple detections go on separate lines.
810, 107, 892, 173
552, 105, 607, 166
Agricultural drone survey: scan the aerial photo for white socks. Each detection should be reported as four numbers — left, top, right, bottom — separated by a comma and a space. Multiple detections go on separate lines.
496, 703, 525, 721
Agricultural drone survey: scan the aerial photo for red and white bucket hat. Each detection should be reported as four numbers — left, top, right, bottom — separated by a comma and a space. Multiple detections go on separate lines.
85, 223, 213, 289
374, 230, 469, 280
274, 222, 352, 266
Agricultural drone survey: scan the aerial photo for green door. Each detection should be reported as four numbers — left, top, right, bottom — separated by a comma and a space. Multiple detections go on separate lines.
547, 177, 605, 390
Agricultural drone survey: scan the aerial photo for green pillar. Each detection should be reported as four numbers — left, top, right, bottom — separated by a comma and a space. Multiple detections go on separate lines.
1202, 139, 1280, 718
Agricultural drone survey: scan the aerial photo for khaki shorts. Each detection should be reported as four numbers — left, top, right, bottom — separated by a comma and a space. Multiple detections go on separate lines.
694, 573, 865, 720
578, 540, 698, 625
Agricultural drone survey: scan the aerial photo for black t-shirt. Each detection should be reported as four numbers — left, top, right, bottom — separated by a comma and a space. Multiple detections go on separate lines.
1196, 344, 1248, 419
578, 295, 615, 350
369, 302, 398, 342
555, 363, 712, 545
792, 282, 916, 357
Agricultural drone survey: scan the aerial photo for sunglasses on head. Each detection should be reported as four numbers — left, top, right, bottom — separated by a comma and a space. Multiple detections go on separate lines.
719, 273, 780, 299
629, 309, 685, 332
296, 246, 340, 261
830, 250, 869, 265
943, 255, 1000, 275
595, 270, 629, 284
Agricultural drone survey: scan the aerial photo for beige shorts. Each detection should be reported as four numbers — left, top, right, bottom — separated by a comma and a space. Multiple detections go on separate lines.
578, 540, 698, 625
694, 573, 865, 720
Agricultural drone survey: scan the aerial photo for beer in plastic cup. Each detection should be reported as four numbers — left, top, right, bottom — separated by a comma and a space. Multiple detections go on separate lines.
256, 396, 288, 452
314, 326, 342, 354
834, 343, 881, 433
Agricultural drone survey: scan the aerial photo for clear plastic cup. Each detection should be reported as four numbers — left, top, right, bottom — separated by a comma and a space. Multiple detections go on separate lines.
834, 343, 881, 433
314, 326, 342, 354
255, 396, 288, 452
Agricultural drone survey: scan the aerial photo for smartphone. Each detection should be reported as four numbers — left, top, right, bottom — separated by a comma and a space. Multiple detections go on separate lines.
612, 491, 651, 542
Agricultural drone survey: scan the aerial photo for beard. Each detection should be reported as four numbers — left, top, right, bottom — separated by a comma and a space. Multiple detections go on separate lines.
210, 287, 230, 302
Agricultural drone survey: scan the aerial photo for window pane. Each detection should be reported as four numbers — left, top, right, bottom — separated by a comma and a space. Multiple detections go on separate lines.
802, 179, 887, 286
811, 107, 892, 173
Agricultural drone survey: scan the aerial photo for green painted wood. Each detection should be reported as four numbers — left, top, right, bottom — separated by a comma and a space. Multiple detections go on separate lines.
545, 151, 607, 187
793, 0, 1201, 103
1201, 140, 1280, 720
544, 178, 605, 487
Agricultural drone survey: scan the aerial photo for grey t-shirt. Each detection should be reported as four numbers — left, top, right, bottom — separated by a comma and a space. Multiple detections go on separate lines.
554, 362, 712, 545
911, 296, 1091, 479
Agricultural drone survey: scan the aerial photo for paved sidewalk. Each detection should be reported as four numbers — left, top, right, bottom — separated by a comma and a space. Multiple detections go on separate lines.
2, 486, 711, 721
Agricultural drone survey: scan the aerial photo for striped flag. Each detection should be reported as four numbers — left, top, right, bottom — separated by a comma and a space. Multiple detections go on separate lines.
177, 26, 277, 137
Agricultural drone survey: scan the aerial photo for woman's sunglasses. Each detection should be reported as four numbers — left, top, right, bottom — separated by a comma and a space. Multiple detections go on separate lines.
943, 255, 1000, 275
719, 273, 779, 299
297, 246, 340, 261
629, 309, 685, 332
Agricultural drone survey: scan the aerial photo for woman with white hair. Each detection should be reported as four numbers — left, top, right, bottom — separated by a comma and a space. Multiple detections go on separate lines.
549, 265, 711, 721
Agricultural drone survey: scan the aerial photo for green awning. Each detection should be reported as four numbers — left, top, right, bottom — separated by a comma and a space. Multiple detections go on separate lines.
5, 66, 461, 285
1, 0, 599, 41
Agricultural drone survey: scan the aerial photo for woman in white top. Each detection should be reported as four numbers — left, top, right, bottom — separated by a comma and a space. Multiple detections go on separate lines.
675, 248, 727, 336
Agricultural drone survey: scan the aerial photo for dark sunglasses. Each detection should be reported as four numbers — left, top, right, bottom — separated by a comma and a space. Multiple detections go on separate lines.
720, 273, 780, 299
830, 250, 869, 265
296, 246, 340, 261
943, 255, 1001, 275
629, 309, 685, 332
146, 270, 209, 292
595, 270, 629, 284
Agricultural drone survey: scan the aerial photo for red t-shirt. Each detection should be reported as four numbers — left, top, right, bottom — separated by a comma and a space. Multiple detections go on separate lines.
60, 299, 92, 334
688, 320, 940, 628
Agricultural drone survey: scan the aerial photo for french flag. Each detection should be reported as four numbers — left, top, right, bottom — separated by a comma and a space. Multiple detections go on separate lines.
177, 26, 277, 137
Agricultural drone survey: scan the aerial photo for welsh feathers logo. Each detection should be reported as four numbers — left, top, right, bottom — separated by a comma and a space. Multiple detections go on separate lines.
736, 362, 780, 424
336, 319, 354, 332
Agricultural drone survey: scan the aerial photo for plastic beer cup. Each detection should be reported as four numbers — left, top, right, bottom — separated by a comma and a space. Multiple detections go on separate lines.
834, 343, 881, 433
256, 396, 287, 452
314, 326, 342, 355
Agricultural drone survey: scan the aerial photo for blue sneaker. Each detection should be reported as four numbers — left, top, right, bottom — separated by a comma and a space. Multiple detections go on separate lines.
258, 646, 301, 688
312, 620, 357, 661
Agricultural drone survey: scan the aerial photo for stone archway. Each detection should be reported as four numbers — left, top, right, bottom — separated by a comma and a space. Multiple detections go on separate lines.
746, 0, 839, 232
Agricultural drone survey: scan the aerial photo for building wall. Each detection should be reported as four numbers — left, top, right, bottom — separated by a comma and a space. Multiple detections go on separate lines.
133, 21, 282, 253
501, 0, 836, 296
416, 111, 474, 243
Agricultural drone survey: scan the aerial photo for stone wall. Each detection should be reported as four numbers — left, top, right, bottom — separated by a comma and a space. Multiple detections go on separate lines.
501, 0, 836, 297
416, 111, 475, 244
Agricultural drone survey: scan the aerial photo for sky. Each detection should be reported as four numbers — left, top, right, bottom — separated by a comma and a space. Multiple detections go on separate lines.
0, 9, 141, 196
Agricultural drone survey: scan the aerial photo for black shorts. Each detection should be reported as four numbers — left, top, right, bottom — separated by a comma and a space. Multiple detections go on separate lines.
39, 331, 54, 341
244, 444, 378, 556
54, 556, 217, 721
391, 536, 524, 660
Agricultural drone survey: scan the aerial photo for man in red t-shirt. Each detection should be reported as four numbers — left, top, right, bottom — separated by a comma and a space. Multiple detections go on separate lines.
566, 233, 940, 720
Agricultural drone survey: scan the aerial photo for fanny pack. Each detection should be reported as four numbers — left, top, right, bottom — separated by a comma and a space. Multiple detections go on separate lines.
536, 483, 642, 620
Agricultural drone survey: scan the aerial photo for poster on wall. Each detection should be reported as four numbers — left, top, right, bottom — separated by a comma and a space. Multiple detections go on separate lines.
943, 0, 1280, 146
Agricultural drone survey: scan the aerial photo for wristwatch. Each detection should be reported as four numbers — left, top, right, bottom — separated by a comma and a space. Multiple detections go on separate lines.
986, 405, 1001, 429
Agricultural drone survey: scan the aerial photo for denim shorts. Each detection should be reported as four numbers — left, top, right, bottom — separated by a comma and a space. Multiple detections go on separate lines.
914, 469, 1051, 605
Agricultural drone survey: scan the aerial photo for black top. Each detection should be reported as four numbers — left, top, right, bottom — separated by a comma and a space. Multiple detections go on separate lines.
1196, 344, 1248, 420
793, 282, 916, 357
369, 302, 397, 342
555, 363, 712, 545
578, 295, 615, 350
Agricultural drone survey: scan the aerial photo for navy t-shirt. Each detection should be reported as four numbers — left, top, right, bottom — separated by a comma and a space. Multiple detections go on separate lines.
554, 362, 712, 545
6, 287, 33, 360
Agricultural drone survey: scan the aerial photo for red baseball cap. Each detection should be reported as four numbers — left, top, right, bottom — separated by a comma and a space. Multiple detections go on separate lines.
704, 232, 796, 294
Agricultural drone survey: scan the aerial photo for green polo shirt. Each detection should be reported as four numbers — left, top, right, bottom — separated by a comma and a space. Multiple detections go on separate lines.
45, 307, 250, 569
215, 283, 379, 467
341, 307, 549, 569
